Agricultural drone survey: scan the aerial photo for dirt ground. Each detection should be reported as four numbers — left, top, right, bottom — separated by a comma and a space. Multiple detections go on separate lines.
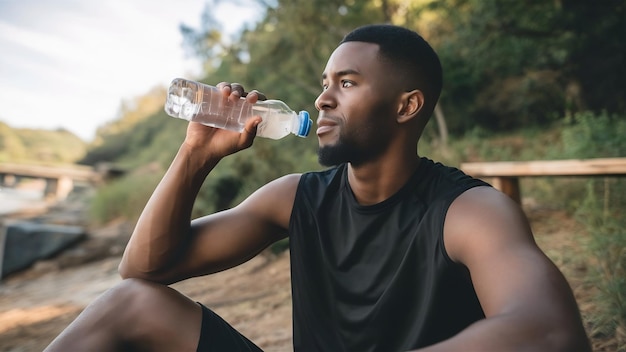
0, 197, 621, 351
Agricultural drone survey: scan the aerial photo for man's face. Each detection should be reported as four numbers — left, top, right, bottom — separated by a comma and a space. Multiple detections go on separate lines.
315, 42, 401, 167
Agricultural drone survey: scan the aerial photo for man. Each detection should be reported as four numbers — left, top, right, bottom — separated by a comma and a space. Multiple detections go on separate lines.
45, 24, 590, 351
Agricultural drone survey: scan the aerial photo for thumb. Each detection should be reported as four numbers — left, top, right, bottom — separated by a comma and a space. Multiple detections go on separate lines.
239, 116, 262, 147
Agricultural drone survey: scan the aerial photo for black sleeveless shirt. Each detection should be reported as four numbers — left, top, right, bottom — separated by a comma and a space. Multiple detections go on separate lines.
288, 158, 488, 351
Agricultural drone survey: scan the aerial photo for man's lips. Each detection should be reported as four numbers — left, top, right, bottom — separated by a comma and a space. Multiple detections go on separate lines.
316, 117, 338, 136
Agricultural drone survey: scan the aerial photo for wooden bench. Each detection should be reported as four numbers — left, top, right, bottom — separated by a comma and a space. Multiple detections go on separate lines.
460, 157, 626, 203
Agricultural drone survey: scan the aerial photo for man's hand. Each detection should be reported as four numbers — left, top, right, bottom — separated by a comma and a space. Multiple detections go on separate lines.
183, 82, 268, 161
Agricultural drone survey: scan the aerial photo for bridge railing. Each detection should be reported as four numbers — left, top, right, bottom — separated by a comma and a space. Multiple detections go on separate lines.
0, 162, 125, 200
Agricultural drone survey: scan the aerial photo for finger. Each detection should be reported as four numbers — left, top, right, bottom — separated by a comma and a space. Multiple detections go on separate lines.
216, 82, 232, 99
226, 83, 246, 104
230, 83, 245, 97
239, 116, 262, 148
246, 90, 267, 103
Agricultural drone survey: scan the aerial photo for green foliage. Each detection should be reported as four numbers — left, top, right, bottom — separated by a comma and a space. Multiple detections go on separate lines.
424, 0, 625, 133
0, 121, 87, 164
555, 111, 626, 341
520, 112, 625, 212
80, 110, 186, 168
562, 0, 626, 114
558, 111, 626, 159
0, 122, 27, 161
179, 0, 625, 138
81, 87, 169, 166
114, 112, 186, 168
94, 86, 166, 140
88, 164, 164, 224
577, 178, 626, 343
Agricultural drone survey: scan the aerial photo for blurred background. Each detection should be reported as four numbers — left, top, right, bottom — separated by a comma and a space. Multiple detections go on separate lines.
0, 0, 624, 351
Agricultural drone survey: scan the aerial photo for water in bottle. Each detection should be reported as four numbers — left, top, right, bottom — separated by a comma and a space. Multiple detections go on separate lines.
164, 78, 311, 140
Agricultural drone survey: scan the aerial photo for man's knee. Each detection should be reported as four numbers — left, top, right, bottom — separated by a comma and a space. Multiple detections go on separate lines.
110, 278, 168, 299
106, 277, 199, 313
100, 279, 202, 345
98, 278, 172, 321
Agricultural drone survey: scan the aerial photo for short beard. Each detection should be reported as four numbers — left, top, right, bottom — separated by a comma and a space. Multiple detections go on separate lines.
317, 141, 369, 167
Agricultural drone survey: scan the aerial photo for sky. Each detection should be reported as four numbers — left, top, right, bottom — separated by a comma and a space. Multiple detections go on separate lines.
0, 0, 261, 141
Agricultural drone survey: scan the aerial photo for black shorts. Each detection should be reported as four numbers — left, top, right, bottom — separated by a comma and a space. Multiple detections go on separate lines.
197, 303, 264, 352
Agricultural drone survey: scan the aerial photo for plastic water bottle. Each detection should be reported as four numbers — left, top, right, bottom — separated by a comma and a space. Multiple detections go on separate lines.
164, 78, 312, 139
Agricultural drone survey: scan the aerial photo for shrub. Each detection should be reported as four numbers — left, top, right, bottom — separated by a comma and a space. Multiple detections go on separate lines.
89, 166, 163, 224
558, 111, 626, 347
577, 178, 626, 347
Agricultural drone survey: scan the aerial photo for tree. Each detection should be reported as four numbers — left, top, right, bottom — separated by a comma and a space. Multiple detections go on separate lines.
424, 0, 625, 133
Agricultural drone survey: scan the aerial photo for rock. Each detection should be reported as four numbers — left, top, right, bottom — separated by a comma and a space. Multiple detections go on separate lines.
0, 221, 86, 278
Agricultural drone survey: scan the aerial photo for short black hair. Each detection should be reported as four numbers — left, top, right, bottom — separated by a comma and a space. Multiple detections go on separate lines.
340, 24, 443, 118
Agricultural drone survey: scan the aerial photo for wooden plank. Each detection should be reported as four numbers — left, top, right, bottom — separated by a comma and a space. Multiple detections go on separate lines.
0, 163, 97, 182
460, 157, 626, 177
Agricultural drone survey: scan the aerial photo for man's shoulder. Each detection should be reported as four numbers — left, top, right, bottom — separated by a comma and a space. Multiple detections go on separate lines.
444, 185, 529, 259
289, 165, 347, 209
300, 164, 345, 186
303, 164, 345, 176
414, 157, 489, 202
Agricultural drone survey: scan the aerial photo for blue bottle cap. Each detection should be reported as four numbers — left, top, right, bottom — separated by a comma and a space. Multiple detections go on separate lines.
297, 111, 312, 137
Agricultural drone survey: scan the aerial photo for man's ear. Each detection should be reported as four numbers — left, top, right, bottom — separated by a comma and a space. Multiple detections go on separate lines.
396, 89, 424, 123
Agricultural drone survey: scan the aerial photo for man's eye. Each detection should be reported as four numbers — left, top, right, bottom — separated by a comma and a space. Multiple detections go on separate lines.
342, 81, 354, 88
321, 84, 328, 90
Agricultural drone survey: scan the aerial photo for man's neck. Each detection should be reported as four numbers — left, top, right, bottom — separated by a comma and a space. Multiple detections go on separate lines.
346, 155, 421, 206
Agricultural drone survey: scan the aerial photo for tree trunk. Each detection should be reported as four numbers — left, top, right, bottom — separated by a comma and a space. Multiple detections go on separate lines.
434, 103, 449, 147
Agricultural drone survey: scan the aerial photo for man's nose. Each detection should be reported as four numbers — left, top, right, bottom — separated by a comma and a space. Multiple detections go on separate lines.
315, 89, 335, 111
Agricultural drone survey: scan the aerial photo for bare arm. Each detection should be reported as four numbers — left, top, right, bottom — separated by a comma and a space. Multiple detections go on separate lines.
118, 84, 298, 285
418, 186, 590, 352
